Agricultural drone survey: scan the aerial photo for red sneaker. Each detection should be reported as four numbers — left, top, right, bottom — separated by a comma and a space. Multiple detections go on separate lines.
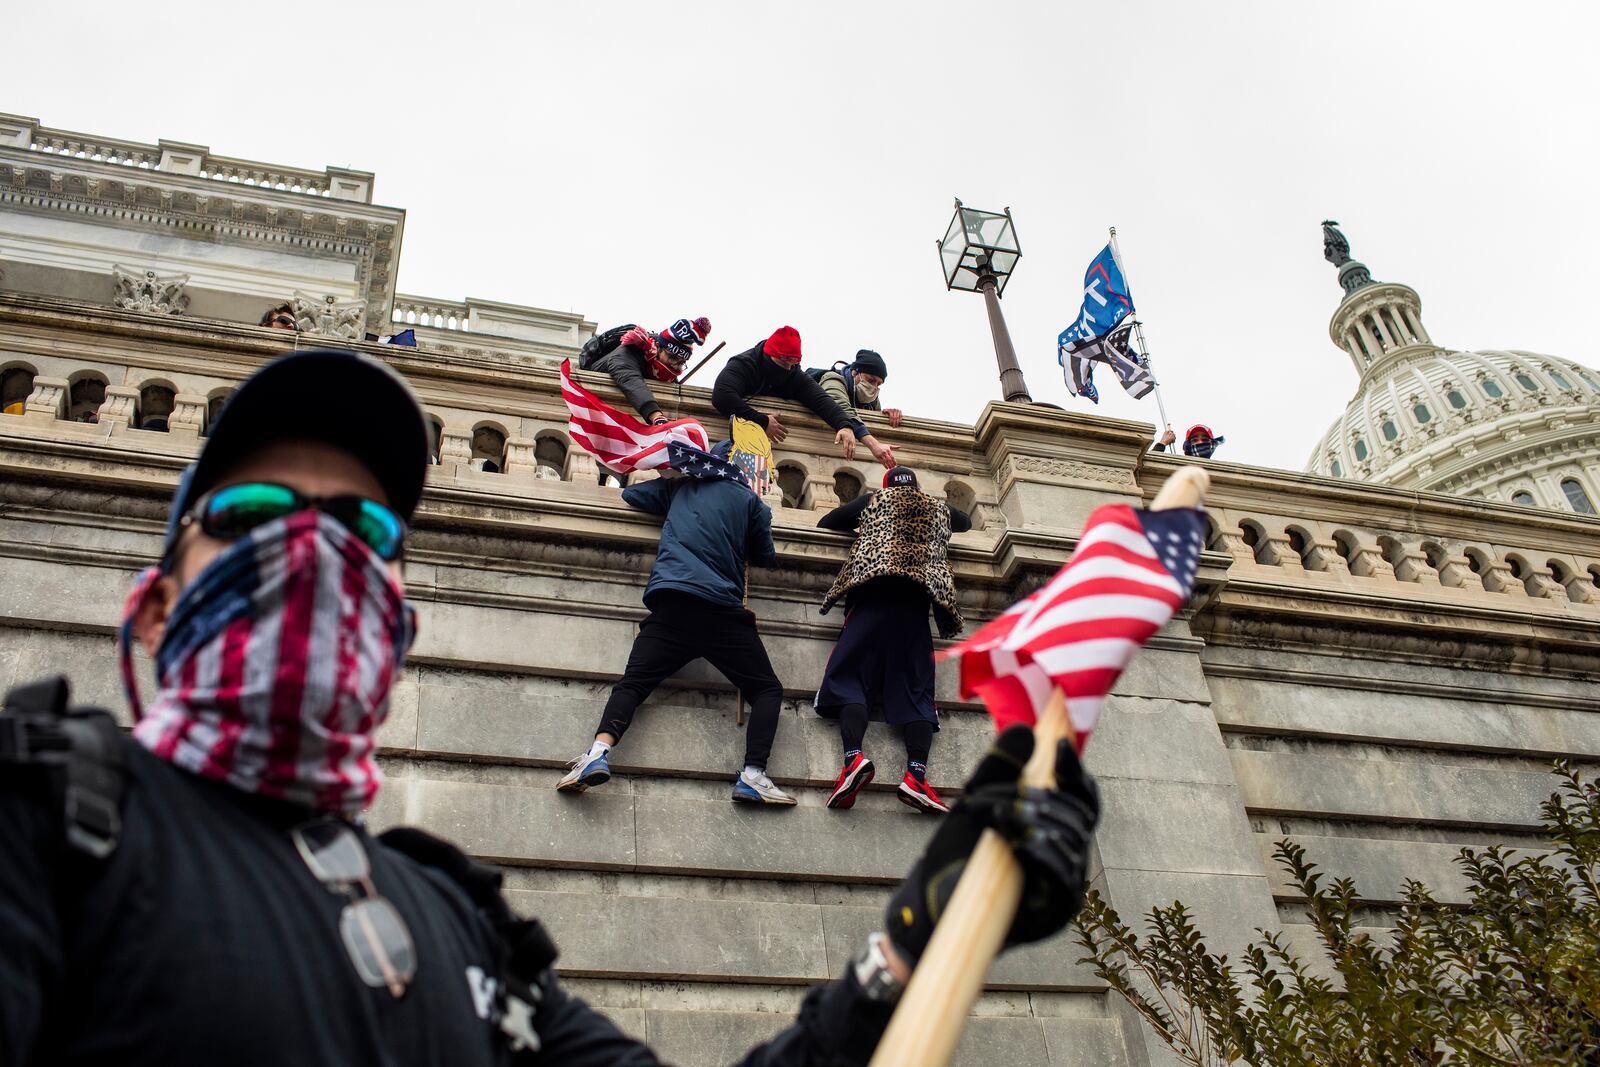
897, 773, 949, 814
826, 753, 875, 810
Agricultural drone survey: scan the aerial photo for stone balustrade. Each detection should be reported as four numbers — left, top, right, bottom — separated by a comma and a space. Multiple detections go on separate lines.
1, 113, 369, 201
392, 295, 473, 332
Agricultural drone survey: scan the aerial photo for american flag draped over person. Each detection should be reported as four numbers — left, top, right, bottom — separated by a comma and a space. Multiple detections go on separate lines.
561, 358, 709, 473
941, 503, 1205, 749
665, 440, 751, 487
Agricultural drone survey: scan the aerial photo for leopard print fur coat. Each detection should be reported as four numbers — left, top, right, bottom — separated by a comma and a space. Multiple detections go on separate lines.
821, 487, 963, 638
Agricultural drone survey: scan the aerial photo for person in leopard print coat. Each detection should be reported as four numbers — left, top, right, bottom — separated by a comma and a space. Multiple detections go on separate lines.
813, 466, 972, 814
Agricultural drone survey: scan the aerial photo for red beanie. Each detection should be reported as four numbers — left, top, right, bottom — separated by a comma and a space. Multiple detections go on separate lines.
764, 326, 802, 361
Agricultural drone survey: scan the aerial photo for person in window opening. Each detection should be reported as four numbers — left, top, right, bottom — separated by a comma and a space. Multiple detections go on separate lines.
0, 349, 1100, 1066
577, 317, 711, 426
813, 466, 971, 815
1153, 424, 1225, 459
259, 302, 298, 332
713, 327, 895, 467
807, 350, 904, 431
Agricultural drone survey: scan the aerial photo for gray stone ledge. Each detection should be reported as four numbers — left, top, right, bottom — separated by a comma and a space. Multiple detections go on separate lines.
1230, 750, 1563, 829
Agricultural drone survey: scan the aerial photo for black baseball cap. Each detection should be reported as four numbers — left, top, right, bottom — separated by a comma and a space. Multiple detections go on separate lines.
162, 349, 429, 558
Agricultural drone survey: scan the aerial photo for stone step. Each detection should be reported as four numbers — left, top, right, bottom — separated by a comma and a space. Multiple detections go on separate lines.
513, 888, 1102, 991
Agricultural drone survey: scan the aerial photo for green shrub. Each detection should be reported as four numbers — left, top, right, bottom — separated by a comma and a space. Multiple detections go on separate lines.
1074, 762, 1600, 1066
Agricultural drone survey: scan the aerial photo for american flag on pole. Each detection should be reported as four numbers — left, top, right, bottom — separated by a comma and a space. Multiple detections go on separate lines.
561, 359, 709, 473
941, 503, 1205, 750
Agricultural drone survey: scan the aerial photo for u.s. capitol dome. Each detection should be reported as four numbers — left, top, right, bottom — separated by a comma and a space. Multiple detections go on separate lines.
1306, 223, 1600, 514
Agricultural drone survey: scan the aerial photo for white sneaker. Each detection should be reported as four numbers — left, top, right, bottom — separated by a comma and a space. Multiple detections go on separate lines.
731, 768, 796, 806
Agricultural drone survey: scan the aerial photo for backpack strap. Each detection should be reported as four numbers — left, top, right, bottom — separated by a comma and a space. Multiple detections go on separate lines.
0, 675, 126, 860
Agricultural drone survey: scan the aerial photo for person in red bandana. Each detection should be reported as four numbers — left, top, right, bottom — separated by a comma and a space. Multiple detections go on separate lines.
578, 316, 711, 425
0, 348, 1100, 1067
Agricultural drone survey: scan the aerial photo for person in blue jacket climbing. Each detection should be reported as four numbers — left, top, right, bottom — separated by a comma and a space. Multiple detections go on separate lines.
556, 441, 794, 806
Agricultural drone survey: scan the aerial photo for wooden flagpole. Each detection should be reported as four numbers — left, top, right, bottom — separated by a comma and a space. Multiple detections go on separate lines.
1107, 227, 1171, 438
868, 466, 1210, 1067
676, 341, 726, 387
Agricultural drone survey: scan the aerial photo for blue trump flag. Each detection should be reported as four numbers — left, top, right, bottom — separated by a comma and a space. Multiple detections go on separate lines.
1058, 245, 1138, 403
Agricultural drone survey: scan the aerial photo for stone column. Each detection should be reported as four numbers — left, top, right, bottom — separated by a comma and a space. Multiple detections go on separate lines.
502, 437, 538, 478
440, 430, 472, 467
564, 448, 598, 483
806, 474, 840, 512
97, 385, 139, 429
1260, 533, 1305, 571
1368, 312, 1393, 351
1391, 549, 1440, 585
1435, 554, 1476, 589
1479, 559, 1524, 596
1304, 541, 1351, 576
168, 393, 207, 438
1524, 566, 1567, 602
1561, 573, 1599, 605
22, 376, 67, 422
1346, 544, 1395, 580
1354, 319, 1381, 360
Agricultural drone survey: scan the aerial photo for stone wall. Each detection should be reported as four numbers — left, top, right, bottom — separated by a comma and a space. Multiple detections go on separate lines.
3, 294, 1598, 1066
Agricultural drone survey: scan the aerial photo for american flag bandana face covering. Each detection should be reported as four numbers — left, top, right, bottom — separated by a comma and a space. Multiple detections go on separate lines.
119, 510, 417, 815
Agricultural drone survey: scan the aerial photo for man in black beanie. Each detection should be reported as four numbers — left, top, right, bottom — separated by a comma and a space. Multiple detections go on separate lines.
809, 349, 903, 431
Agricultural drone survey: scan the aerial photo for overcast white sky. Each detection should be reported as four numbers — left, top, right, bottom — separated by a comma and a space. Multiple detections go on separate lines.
9, 1, 1598, 469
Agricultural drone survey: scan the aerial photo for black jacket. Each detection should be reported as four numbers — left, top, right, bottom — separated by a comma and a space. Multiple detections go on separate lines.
1, 728, 895, 1066
712, 344, 870, 439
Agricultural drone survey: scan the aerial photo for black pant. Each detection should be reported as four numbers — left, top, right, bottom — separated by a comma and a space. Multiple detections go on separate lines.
838, 703, 932, 768
584, 348, 662, 421
597, 592, 784, 769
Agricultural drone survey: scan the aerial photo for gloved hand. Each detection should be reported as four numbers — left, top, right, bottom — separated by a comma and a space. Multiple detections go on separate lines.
885, 725, 1099, 966
620, 326, 657, 356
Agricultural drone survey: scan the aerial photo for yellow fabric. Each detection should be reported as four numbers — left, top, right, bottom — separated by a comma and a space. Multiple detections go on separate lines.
730, 417, 773, 496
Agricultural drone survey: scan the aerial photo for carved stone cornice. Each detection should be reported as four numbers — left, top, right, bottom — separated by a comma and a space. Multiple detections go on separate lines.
0, 151, 403, 332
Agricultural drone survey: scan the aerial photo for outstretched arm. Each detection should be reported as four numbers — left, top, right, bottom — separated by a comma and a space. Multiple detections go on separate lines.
947, 505, 973, 534
792, 371, 869, 440
818, 493, 872, 533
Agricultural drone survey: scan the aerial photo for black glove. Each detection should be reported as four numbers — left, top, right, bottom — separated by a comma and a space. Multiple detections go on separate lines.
885, 725, 1100, 965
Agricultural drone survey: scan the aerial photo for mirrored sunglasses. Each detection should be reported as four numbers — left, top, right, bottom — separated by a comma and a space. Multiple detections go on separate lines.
184, 482, 406, 561
291, 820, 417, 997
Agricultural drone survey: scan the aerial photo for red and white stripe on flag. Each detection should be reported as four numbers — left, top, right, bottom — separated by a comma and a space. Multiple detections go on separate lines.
561, 359, 708, 473
940, 503, 1191, 751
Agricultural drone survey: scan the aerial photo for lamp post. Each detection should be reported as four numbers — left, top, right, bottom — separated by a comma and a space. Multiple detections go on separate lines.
937, 199, 1030, 403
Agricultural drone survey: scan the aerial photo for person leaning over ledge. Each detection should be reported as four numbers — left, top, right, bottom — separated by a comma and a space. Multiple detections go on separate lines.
0, 347, 1101, 1066
712, 326, 896, 468
809, 349, 904, 429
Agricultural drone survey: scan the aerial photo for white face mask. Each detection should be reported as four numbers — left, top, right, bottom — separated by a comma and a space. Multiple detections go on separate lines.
854, 378, 880, 403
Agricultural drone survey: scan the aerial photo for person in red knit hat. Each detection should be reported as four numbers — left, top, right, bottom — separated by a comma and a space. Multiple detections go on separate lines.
711, 327, 896, 467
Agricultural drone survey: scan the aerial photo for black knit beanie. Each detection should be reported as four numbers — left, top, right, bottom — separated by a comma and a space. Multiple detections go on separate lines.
852, 349, 888, 380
